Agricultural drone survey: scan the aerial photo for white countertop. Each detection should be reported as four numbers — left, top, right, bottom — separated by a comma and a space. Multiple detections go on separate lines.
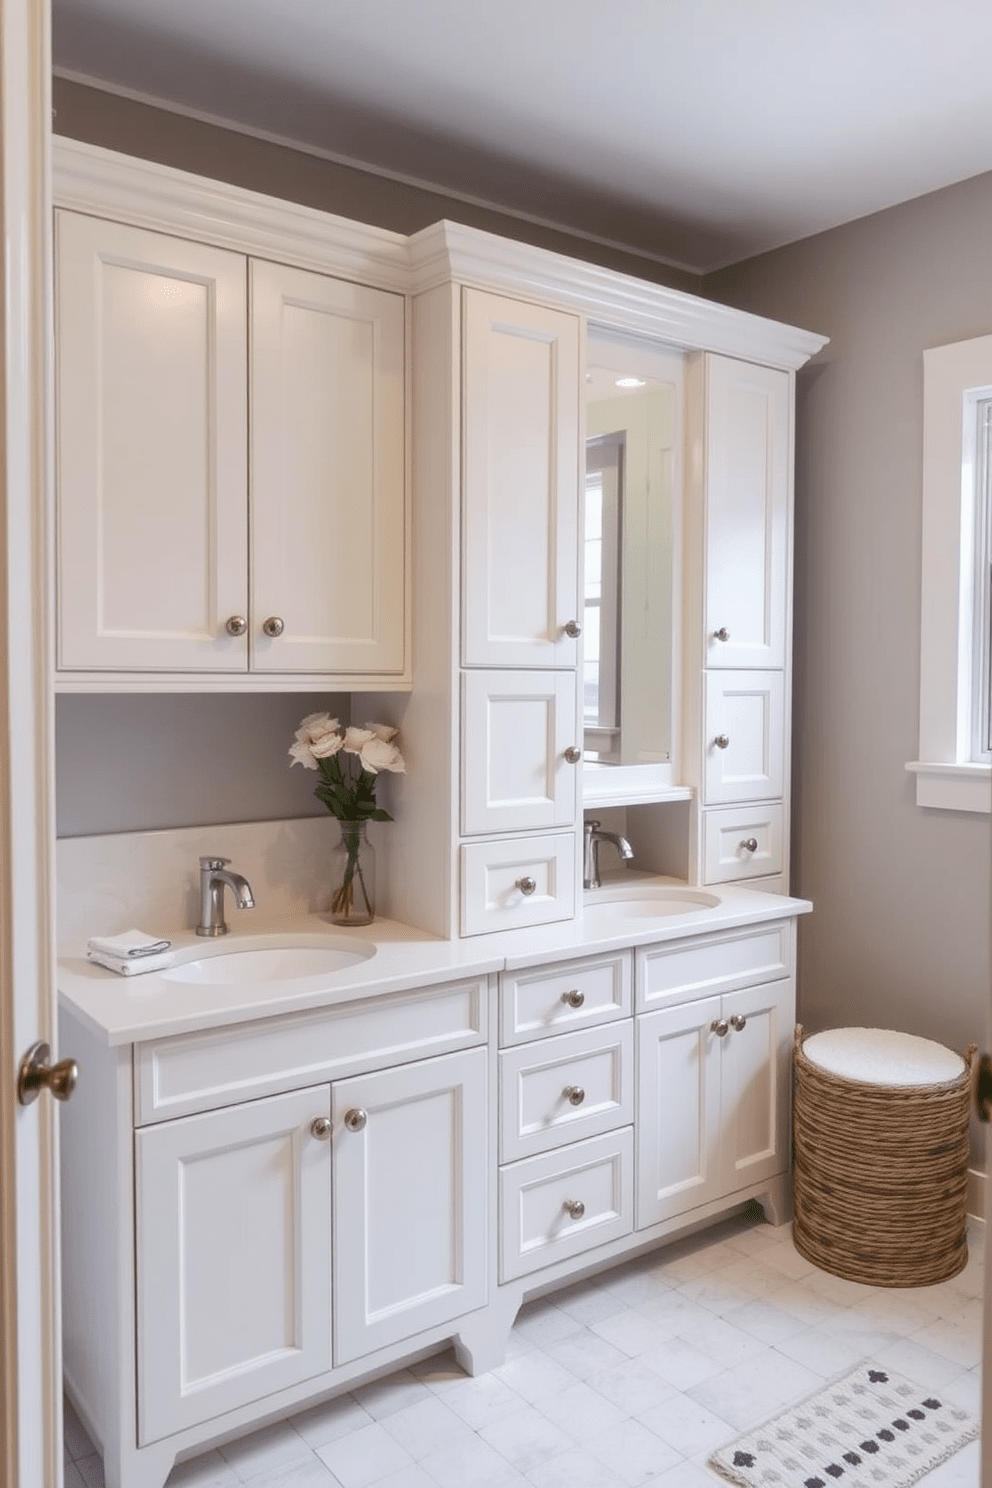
58, 878, 812, 1047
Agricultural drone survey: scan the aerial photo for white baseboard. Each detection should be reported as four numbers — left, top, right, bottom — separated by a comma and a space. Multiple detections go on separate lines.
968, 1165, 986, 1224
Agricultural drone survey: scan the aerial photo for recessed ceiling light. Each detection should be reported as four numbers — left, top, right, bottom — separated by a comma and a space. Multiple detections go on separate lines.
615, 376, 646, 388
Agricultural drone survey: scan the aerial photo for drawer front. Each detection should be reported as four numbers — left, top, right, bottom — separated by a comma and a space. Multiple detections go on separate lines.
135, 977, 490, 1124
499, 1128, 633, 1282
702, 802, 784, 884
703, 670, 785, 805
461, 833, 576, 936
500, 952, 631, 1046
637, 922, 793, 1012
499, 1022, 633, 1162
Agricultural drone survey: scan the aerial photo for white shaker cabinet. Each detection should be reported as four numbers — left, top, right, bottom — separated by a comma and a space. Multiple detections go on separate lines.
55, 210, 407, 686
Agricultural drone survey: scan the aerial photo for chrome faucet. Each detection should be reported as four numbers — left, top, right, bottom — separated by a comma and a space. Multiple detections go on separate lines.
583, 819, 634, 890
197, 856, 256, 936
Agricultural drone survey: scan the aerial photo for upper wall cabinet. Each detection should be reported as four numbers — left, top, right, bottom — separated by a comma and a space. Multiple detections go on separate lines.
461, 289, 581, 669
55, 210, 408, 689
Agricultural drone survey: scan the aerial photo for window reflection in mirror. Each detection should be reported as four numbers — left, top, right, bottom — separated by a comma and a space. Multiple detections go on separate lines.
584, 332, 682, 776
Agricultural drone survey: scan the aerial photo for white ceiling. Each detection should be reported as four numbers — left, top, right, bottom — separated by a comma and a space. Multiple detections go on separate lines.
51, 0, 992, 273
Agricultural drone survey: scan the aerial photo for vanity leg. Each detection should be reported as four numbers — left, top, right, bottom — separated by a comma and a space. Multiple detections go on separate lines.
453, 1294, 520, 1377
754, 1173, 793, 1227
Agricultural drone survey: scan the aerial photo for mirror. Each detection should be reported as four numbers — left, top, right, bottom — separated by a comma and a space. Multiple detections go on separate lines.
583, 329, 683, 798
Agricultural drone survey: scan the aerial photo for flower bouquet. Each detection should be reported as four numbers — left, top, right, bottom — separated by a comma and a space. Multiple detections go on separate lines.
290, 713, 405, 925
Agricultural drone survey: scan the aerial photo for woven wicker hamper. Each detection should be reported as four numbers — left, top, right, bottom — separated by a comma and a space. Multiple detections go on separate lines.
792, 1025, 974, 1287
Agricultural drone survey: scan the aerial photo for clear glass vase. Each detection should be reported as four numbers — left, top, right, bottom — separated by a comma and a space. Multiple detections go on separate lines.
328, 820, 376, 926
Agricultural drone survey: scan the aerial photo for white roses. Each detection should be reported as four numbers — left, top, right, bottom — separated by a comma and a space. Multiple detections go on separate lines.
290, 713, 405, 823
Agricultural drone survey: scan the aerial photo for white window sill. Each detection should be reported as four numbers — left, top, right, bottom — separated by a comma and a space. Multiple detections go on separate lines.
905, 761, 991, 813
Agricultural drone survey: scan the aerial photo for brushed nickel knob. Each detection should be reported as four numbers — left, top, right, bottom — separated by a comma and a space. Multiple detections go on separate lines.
730, 1014, 747, 1032
17, 1041, 78, 1106
262, 615, 285, 638
563, 1085, 585, 1106
564, 619, 582, 638
517, 876, 537, 896
741, 837, 759, 854
310, 1116, 331, 1140
561, 989, 585, 1009
711, 1019, 729, 1037
344, 1108, 367, 1132
714, 627, 730, 642
714, 734, 730, 750
564, 746, 582, 764
225, 615, 247, 636
563, 1199, 585, 1220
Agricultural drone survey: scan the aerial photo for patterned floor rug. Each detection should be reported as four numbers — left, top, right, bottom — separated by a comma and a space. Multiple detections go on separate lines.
709, 1363, 978, 1487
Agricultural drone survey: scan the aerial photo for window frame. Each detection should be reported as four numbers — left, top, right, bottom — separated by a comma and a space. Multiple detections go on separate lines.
907, 335, 992, 812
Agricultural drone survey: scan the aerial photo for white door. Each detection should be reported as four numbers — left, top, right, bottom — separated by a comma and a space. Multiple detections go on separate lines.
461, 288, 581, 669
461, 669, 580, 834
55, 212, 250, 672
332, 1047, 488, 1364
703, 355, 790, 670
135, 1086, 333, 1442
1, 5, 63, 1484
250, 260, 406, 676
720, 980, 791, 1189
636, 996, 723, 1227
703, 669, 785, 805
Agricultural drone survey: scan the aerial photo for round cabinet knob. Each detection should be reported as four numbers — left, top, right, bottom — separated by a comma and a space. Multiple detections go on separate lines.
564, 746, 582, 764
713, 627, 731, 642
741, 838, 759, 854
17, 1041, 78, 1106
517, 876, 537, 896
714, 734, 730, 750
344, 1108, 367, 1132
561, 989, 585, 1009
564, 619, 582, 638
262, 615, 285, 638
730, 1014, 747, 1032
225, 615, 248, 637
563, 1084, 586, 1106
310, 1116, 332, 1140
710, 1019, 729, 1037
563, 1198, 586, 1220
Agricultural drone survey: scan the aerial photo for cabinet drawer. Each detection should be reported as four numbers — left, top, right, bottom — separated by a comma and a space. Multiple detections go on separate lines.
461, 833, 576, 936
703, 670, 784, 805
500, 952, 631, 1046
499, 1128, 633, 1282
135, 977, 489, 1124
499, 1022, 633, 1162
702, 803, 784, 883
637, 922, 793, 1012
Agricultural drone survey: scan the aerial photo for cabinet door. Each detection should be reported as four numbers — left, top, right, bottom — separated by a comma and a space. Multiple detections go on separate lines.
703, 356, 790, 670
721, 980, 791, 1191
636, 996, 723, 1227
332, 1047, 488, 1364
250, 261, 406, 675
461, 669, 579, 834
135, 1085, 332, 1444
703, 669, 785, 804
56, 211, 249, 671
462, 288, 580, 668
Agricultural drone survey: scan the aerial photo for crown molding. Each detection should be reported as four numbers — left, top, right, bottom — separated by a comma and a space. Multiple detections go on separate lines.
52, 139, 827, 368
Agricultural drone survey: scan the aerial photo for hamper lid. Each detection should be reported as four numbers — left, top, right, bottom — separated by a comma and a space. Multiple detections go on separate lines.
802, 1027, 965, 1086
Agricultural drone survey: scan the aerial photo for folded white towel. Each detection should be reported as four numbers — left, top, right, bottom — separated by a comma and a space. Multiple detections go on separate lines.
87, 948, 174, 977
87, 929, 172, 959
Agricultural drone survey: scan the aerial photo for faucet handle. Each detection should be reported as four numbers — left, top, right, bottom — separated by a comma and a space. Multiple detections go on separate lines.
200, 855, 230, 871
584, 819, 601, 836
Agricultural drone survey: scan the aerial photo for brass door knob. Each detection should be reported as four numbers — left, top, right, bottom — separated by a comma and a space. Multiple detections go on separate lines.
17, 1041, 78, 1106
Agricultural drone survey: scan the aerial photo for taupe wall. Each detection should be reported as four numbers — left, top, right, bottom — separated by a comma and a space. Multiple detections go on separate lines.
705, 173, 992, 1066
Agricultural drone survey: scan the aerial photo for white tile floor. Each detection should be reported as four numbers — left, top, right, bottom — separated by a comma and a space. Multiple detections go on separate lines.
64, 1208, 985, 1488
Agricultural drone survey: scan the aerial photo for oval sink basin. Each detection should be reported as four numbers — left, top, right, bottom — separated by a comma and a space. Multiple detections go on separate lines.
583, 887, 720, 920
162, 941, 376, 986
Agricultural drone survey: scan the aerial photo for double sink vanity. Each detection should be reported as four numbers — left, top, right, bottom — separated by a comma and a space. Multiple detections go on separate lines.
51, 136, 823, 1487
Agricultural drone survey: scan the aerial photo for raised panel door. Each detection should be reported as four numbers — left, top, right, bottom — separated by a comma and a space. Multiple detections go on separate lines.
461, 668, 579, 834
704, 356, 790, 670
636, 996, 722, 1227
250, 261, 406, 675
135, 1085, 332, 1444
56, 211, 249, 671
462, 288, 580, 668
332, 1047, 488, 1364
703, 669, 785, 804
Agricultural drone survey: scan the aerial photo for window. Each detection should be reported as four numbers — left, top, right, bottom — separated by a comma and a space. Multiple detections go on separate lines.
907, 335, 992, 812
